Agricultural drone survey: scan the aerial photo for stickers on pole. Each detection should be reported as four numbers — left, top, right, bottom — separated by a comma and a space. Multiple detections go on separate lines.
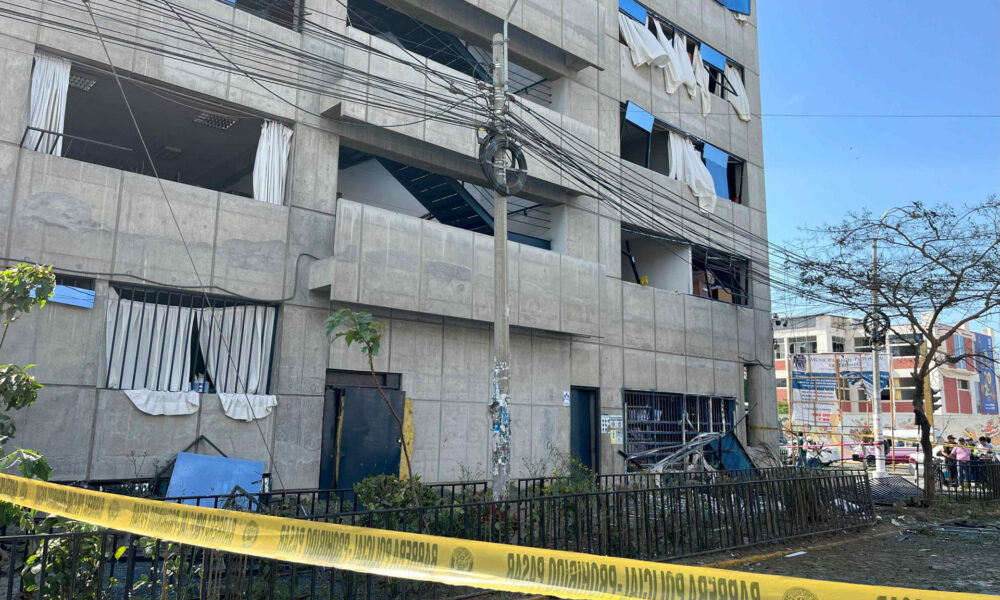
0, 474, 991, 600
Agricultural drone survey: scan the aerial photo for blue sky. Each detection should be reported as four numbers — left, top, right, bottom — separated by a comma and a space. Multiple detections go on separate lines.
758, 0, 999, 246
757, 0, 1000, 326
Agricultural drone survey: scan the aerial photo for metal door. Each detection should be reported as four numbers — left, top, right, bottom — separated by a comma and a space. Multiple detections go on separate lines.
570, 387, 599, 473
334, 386, 406, 490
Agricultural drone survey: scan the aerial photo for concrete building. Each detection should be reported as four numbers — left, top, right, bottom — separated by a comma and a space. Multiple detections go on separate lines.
0, 0, 776, 489
774, 314, 999, 441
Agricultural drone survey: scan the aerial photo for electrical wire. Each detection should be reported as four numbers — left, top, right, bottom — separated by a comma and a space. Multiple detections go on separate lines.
81, 0, 288, 490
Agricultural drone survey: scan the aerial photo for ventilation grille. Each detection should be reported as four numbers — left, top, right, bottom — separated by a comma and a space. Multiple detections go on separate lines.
193, 111, 237, 130
68, 72, 98, 92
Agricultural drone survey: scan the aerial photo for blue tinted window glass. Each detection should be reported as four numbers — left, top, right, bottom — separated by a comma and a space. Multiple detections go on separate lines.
717, 0, 751, 15
619, 0, 647, 22
700, 43, 727, 71
702, 143, 730, 198
624, 101, 655, 133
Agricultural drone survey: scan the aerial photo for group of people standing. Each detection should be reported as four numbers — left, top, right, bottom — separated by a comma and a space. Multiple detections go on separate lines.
937, 434, 997, 486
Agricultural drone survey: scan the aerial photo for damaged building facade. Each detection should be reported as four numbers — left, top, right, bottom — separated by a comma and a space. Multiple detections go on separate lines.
0, 0, 775, 488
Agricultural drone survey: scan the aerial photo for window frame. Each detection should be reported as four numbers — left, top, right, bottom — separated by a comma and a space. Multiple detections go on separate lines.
105, 283, 279, 394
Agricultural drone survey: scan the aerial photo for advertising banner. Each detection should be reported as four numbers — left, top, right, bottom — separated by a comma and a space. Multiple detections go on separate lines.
975, 332, 998, 414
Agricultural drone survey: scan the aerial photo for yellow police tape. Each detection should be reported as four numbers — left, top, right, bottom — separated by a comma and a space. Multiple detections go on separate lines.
0, 474, 993, 600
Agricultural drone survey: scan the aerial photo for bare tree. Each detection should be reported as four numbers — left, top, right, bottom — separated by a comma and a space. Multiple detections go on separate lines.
789, 196, 1000, 503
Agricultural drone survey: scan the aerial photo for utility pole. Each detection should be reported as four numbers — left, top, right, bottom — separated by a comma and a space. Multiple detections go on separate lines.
870, 230, 887, 476
489, 1, 518, 500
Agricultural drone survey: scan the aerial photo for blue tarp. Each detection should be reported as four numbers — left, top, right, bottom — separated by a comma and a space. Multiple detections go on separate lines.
165, 452, 264, 507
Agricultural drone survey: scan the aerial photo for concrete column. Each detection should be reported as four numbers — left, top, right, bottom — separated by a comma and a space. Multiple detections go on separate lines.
746, 363, 778, 447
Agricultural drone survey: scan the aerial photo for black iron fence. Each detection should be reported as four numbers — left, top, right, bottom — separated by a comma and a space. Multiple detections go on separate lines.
935, 460, 1000, 503
0, 471, 873, 599
151, 468, 863, 517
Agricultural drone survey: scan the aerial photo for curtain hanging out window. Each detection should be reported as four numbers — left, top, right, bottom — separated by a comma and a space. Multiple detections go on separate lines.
692, 45, 712, 117
23, 53, 71, 156
252, 121, 293, 205
725, 64, 752, 121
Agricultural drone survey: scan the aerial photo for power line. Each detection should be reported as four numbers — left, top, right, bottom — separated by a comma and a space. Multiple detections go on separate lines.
81, 0, 288, 490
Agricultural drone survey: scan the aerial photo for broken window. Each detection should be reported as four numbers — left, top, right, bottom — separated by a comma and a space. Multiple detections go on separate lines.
620, 227, 690, 291
691, 245, 750, 305
699, 42, 728, 98
105, 284, 277, 394
39, 63, 290, 203
623, 390, 737, 469
49, 274, 95, 309
348, 0, 550, 105
787, 336, 818, 355
337, 146, 550, 248
619, 101, 746, 205
700, 141, 745, 204
620, 101, 653, 168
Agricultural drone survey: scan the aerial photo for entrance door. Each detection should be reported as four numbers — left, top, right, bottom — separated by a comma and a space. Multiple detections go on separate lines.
336, 386, 406, 490
570, 387, 599, 473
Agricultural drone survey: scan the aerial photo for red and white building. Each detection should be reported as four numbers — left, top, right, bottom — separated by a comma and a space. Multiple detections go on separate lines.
773, 314, 998, 441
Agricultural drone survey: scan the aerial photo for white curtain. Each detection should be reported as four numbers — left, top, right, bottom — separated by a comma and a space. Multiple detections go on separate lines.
252, 121, 293, 205
725, 64, 752, 122
125, 390, 200, 416
106, 291, 194, 391
218, 394, 278, 422
23, 53, 72, 156
667, 131, 686, 181
692, 45, 712, 117
198, 304, 276, 395
618, 13, 667, 68
653, 21, 684, 94
673, 33, 698, 98
666, 132, 716, 212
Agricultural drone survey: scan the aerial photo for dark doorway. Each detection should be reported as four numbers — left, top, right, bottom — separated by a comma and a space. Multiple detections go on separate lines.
320, 370, 403, 490
570, 387, 599, 473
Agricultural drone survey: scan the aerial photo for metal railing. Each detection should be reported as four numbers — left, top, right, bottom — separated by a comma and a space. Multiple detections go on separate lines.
0, 470, 872, 600
151, 468, 866, 517
19, 126, 133, 157
934, 459, 1000, 503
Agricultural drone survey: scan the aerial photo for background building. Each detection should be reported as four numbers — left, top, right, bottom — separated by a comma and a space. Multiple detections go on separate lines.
0, 0, 774, 488
774, 314, 999, 441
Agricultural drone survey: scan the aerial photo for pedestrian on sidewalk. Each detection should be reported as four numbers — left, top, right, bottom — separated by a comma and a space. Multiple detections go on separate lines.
950, 438, 972, 487
938, 435, 957, 486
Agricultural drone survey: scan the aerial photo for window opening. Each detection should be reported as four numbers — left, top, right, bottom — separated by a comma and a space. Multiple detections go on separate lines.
701, 141, 744, 204
691, 245, 750, 305
787, 336, 818, 355
105, 284, 278, 394
29, 273, 96, 309
51, 64, 280, 201
349, 0, 550, 105
832, 336, 846, 353
620, 227, 690, 291
337, 146, 550, 248
623, 390, 736, 469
